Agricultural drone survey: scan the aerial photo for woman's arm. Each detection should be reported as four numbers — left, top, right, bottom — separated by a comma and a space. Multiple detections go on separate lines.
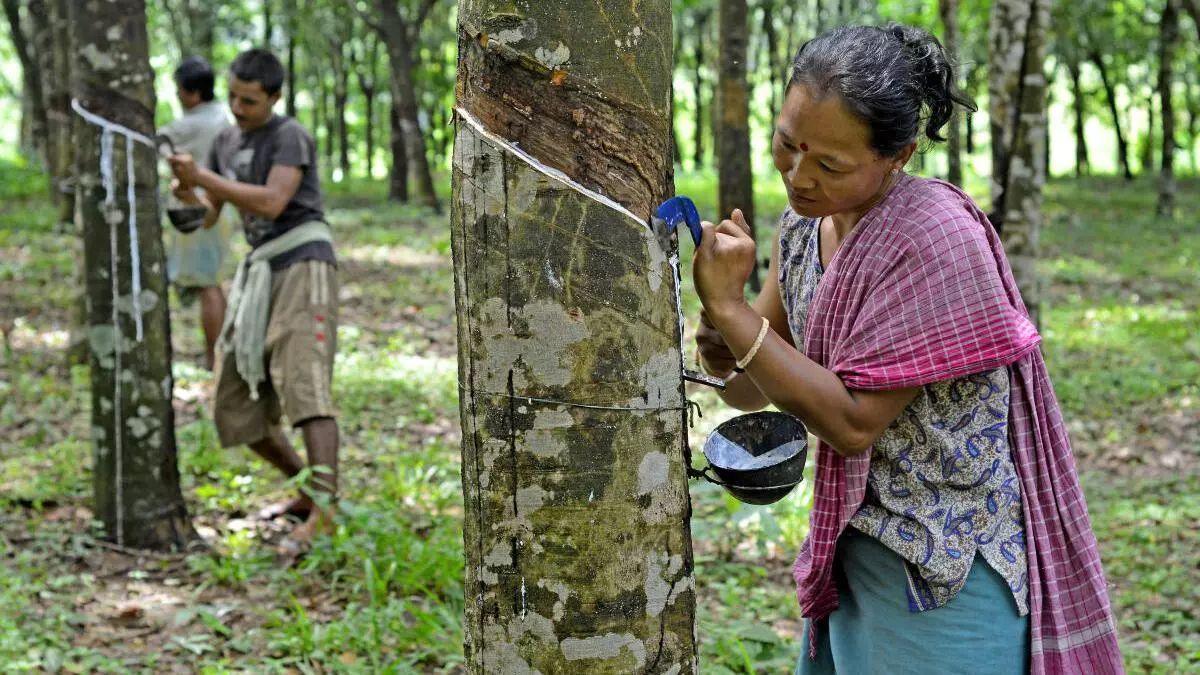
695, 229, 794, 411
694, 211, 918, 456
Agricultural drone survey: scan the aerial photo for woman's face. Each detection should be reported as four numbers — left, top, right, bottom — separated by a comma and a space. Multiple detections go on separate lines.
772, 84, 907, 219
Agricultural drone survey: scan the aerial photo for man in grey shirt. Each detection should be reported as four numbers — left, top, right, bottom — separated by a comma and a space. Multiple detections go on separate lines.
160, 57, 232, 370
168, 49, 339, 551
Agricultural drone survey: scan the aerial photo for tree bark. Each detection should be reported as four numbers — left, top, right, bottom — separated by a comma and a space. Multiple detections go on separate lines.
717, 0, 759, 291
989, 0, 1049, 326
692, 10, 709, 172
1157, 0, 1180, 218
163, 0, 215, 62
388, 98, 408, 201
761, 0, 781, 117
452, 2, 698, 672
371, 0, 442, 212
262, 0, 272, 47
1186, 69, 1199, 173
4, 0, 48, 160
1067, 58, 1089, 177
331, 41, 352, 179
356, 35, 381, 179
1088, 49, 1134, 181
1142, 92, 1156, 174
938, 0, 963, 186
285, 0, 297, 117
320, 76, 334, 170
70, 0, 195, 551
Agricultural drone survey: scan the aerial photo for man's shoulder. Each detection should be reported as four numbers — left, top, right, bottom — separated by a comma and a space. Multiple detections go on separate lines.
271, 116, 314, 142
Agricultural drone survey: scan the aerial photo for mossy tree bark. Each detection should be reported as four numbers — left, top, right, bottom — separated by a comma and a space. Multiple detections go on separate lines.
988, 0, 1049, 326
72, 0, 195, 551
451, 1, 698, 672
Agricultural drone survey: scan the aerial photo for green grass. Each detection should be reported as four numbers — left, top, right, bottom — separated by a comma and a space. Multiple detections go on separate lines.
1, 158, 1197, 672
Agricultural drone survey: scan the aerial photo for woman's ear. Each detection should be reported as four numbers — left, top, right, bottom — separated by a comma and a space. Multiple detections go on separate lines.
893, 142, 918, 172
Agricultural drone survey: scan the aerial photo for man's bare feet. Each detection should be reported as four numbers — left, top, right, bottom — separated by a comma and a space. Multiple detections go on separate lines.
254, 495, 313, 522
288, 504, 337, 544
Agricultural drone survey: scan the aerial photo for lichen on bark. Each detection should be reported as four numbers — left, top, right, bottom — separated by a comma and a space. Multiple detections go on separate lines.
452, 3, 696, 669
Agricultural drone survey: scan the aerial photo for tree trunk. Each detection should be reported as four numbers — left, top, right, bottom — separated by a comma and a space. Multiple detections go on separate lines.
356, 35, 381, 179
989, 0, 1049, 326
1156, 0, 1180, 218
388, 99, 408, 201
320, 77, 334, 171
1142, 92, 1156, 174
1089, 50, 1134, 180
965, 64, 981, 155
717, 0, 759, 291
1068, 58, 1089, 177
4, 0, 48, 160
285, 0, 297, 117
1186, 69, 1199, 173
692, 10, 709, 171
372, 0, 442, 212
938, 0, 963, 186
761, 0, 780, 117
262, 0, 272, 46
70, 0, 195, 551
452, 2, 698, 672
331, 42, 351, 179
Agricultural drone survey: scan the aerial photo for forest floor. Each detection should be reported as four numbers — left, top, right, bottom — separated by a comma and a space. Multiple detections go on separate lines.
1, 164, 1198, 674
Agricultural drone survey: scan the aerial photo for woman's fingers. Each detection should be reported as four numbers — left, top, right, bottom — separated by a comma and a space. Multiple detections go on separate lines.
730, 208, 752, 237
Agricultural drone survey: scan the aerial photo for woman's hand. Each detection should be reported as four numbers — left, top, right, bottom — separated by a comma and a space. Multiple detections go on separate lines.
696, 308, 737, 377
692, 209, 757, 317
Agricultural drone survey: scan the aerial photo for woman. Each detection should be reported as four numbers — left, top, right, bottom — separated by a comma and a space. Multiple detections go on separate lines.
692, 25, 1123, 674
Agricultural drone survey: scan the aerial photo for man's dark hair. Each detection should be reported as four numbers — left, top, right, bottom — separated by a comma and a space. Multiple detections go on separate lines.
174, 56, 215, 102
229, 48, 286, 96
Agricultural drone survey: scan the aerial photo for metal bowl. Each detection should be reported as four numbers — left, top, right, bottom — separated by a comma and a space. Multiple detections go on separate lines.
701, 412, 808, 505
167, 206, 206, 233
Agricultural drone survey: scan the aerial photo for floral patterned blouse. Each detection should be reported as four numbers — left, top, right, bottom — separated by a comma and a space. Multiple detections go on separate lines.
777, 209, 1029, 615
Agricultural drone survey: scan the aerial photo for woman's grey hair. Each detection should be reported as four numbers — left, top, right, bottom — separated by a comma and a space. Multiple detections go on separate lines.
788, 24, 976, 157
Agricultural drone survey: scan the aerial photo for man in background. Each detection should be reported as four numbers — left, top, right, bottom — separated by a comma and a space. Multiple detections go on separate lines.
160, 56, 233, 370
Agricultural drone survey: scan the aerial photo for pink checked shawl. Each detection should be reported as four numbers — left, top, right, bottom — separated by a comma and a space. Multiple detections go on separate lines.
791, 175, 1123, 673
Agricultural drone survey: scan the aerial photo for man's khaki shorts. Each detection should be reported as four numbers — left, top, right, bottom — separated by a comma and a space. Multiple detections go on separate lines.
213, 260, 338, 447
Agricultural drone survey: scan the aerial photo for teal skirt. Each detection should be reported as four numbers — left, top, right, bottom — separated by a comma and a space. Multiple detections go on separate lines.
796, 530, 1030, 675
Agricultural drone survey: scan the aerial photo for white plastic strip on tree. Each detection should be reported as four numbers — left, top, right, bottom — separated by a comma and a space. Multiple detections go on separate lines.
73, 99, 159, 545
453, 108, 692, 387
72, 99, 150, 341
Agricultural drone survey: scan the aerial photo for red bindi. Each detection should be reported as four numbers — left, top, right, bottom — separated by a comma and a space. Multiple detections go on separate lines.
799, 142, 809, 152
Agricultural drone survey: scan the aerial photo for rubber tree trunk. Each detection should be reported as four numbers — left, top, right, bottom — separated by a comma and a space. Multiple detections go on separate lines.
356, 35, 381, 179
761, 0, 781, 117
452, 2, 698, 672
1088, 49, 1134, 181
1156, 0, 1180, 218
372, 0, 442, 212
988, 0, 1049, 326
1142, 92, 1156, 174
70, 0, 195, 551
4, 0, 48, 161
938, 0, 963, 187
717, 0, 759, 292
331, 42, 351, 179
285, 0, 297, 118
692, 10, 709, 172
262, 0, 272, 46
1067, 58, 1089, 177
388, 99, 408, 201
